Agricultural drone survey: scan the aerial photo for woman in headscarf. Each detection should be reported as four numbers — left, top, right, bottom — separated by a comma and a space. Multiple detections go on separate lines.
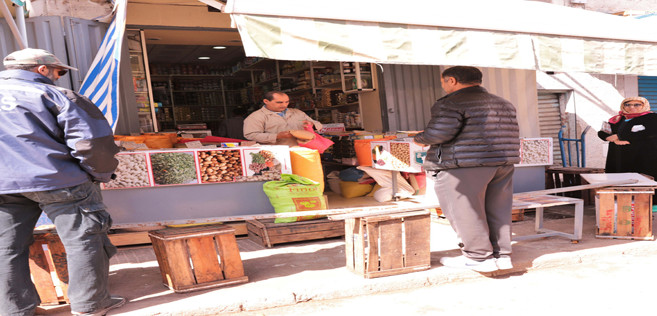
598, 96, 657, 180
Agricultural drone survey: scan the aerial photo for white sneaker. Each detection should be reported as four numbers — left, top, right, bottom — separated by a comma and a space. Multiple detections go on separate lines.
439, 256, 499, 272
495, 257, 513, 270
72, 295, 126, 316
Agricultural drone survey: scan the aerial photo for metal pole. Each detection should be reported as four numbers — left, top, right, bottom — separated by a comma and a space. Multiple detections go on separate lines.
15, 5, 27, 47
0, 1, 27, 49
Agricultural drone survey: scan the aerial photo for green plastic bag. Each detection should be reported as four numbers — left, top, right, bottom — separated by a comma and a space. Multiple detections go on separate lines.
263, 174, 327, 223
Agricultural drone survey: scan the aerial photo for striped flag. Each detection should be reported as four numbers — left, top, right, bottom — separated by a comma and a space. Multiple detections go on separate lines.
79, 0, 127, 131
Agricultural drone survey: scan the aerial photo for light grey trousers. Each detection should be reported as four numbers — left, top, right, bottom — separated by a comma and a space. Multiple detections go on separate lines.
433, 165, 514, 261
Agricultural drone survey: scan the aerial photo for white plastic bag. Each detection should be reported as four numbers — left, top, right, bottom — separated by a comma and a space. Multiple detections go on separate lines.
357, 166, 414, 202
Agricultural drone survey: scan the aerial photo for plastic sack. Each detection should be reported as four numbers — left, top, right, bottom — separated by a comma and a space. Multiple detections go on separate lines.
297, 125, 334, 154
327, 171, 341, 194
290, 147, 325, 193
357, 166, 414, 202
339, 167, 364, 182
339, 180, 373, 198
263, 174, 327, 223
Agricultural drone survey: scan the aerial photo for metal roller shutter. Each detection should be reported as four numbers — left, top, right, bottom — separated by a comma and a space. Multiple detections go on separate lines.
638, 76, 657, 112
537, 93, 563, 164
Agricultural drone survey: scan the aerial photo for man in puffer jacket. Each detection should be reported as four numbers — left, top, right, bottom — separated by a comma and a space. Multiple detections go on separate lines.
414, 66, 520, 273
0, 48, 124, 315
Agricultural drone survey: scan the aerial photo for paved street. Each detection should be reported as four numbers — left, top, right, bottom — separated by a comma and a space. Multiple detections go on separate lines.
227, 251, 655, 315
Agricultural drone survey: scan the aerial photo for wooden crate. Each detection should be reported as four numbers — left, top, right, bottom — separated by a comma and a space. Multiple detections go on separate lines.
246, 218, 344, 248
29, 232, 69, 305
345, 210, 431, 278
148, 224, 248, 293
595, 187, 655, 240
436, 206, 523, 222
512, 209, 525, 222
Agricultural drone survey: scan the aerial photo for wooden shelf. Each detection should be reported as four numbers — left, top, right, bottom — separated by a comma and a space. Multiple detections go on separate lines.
254, 76, 279, 86
284, 87, 313, 94
314, 81, 342, 89
172, 90, 221, 93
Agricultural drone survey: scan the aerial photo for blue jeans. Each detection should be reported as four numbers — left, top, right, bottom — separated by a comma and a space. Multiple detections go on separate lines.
0, 182, 117, 315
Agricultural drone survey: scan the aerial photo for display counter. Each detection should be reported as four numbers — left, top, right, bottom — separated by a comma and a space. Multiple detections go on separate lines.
101, 145, 291, 227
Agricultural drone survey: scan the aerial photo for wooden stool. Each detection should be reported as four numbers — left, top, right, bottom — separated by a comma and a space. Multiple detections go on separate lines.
344, 210, 431, 278
148, 224, 248, 293
545, 166, 604, 205
29, 231, 69, 305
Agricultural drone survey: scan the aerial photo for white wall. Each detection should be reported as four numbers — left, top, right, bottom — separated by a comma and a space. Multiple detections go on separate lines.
29, 0, 112, 20
535, 0, 657, 13
537, 71, 638, 168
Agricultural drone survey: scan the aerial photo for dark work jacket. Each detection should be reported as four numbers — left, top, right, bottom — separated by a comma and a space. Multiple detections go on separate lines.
0, 69, 119, 194
598, 113, 657, 179
414, 85, 520, 171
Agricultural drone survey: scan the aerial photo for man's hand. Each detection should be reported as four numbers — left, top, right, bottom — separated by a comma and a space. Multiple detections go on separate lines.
613, 140, 630, 145
413, 139, 426, 147
302, 120, 313, 129
276, 131, 294, 139
606, 134, 619, 142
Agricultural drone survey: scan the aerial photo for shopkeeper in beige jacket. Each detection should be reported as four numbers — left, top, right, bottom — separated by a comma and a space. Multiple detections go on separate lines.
243, 91, 323, 146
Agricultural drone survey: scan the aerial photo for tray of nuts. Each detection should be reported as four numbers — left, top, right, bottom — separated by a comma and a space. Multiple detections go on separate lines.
197, 149, 244, 183
102, 152, 152, 189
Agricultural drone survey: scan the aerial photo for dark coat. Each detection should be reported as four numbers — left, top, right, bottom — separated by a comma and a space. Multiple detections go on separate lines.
598, 113, 657, 179
0, 69, 119, 194
414, 86, 520, 171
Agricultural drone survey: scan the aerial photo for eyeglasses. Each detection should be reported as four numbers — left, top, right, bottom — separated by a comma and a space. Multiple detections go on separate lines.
46, 66, 67, 76
624, 103, 643, 108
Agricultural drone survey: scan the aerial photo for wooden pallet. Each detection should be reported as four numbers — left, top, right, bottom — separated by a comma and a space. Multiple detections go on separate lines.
246, 218, 344, 248
149, 224, 248, 293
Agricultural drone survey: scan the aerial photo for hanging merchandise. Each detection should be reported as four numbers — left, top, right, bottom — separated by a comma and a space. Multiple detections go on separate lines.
296, 124, 334, 153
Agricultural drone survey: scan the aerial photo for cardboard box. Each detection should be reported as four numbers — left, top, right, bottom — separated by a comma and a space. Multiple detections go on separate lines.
371, 138, 428, 173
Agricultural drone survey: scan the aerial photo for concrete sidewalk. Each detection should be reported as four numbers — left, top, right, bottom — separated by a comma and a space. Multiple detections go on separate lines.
39, 206, 657, 315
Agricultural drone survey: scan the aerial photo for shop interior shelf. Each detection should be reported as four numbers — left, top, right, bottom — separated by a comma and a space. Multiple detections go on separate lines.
315, 81, 343, 89
317, 102, 359, 110
172, 90, 222, 93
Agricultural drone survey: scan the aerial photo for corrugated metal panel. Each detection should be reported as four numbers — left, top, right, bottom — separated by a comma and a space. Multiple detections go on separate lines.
1, 17, 71, 87
638, 76, 657, 112
0, 16, 139, 134
0, 21, 20, 58
538, 93, 562, 162
63, 17, 108, 91
382, 65, 539, 136
381, 64, 442, 131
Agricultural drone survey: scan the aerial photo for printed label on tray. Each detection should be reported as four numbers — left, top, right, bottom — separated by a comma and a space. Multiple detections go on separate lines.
237, 148, 283, 182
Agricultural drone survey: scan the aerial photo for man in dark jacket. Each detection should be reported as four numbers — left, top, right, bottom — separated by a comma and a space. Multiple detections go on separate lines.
414, 66, 520, 273
0, 48, 124, 315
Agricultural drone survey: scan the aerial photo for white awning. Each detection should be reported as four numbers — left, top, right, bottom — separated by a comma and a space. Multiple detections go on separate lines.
222, 0, 657, 75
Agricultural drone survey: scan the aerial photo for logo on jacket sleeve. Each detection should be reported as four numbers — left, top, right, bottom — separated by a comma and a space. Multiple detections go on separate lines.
0, 93, 19, 111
